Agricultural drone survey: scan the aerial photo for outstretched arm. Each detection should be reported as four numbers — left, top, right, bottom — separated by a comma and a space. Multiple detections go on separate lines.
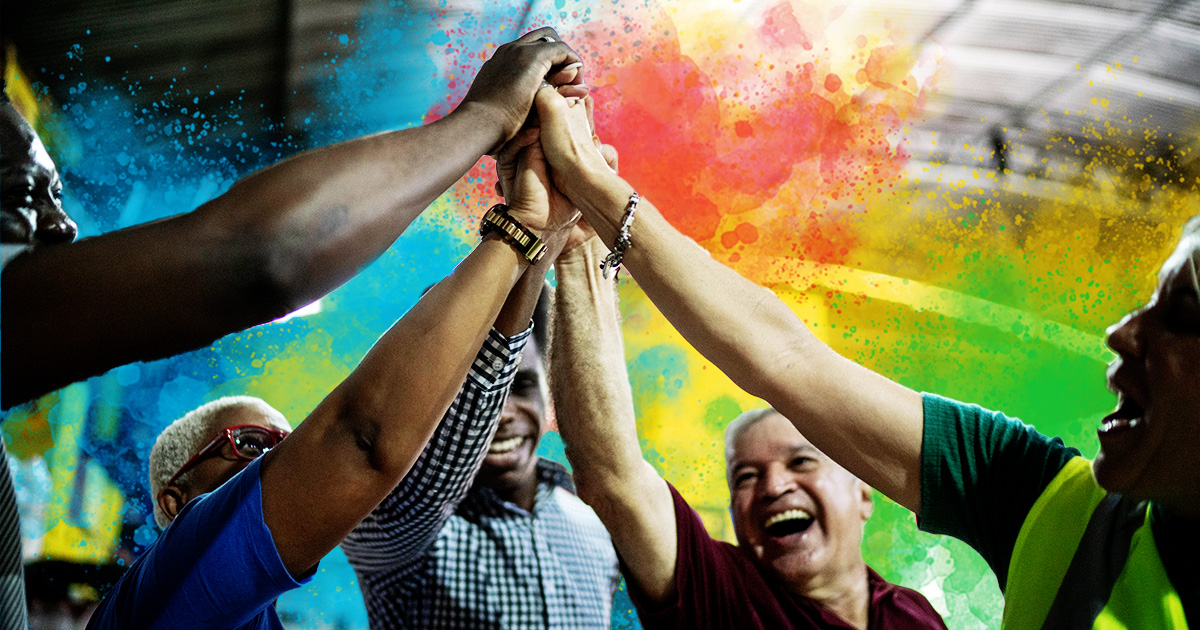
0, 27, 584, 409
257, 135, 581, 576
341, 226, 555, 575
535, 88, 925, 514
551, 236, 678, 602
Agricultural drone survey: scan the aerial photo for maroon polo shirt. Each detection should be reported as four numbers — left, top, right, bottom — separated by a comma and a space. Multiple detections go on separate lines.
627, 482, 948, 630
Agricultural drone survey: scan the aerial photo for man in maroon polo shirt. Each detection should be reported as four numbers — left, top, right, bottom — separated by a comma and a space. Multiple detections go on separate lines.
548, 234, 947, 630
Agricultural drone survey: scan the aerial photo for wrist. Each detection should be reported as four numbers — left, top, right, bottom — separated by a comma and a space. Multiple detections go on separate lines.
480, 207, 547, 265
556, 236, 607, 267
559, 156, 620, 201
452, 100, 512, 155
572, 176, 637, 244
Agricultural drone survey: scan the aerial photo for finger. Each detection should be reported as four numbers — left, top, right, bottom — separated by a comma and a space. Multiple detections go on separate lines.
493, 126, 541, 161
520, 36, 583, 78
585, 94, 596, 134
535, 82, 570, 120
517, 26, 562, 43
546, 62, 583, 87
495, 180, 503, 197
600, 143, 619, 173
493, 135, 525, 165
556, 83, 589, 99
516, 126, 541, 147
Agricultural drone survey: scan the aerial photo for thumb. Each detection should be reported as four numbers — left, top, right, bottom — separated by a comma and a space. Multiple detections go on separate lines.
534, 84, 571, 130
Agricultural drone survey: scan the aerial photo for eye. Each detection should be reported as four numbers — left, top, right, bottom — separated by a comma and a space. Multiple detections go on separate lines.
733, 471, 757, 488
790, 456, 817, 470
511, 373, 539, 394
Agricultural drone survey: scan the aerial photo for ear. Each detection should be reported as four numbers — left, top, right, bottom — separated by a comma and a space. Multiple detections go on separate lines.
857, 481, 874, 522
544, 399, 558, 433
157, 487, 186, 524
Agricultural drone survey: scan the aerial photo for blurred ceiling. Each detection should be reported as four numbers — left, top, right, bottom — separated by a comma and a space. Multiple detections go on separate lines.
4, 0, 1199, 197
862, 0, 1200, 199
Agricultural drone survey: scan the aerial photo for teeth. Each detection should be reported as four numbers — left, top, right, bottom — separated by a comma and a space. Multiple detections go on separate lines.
764, 508, 813, 529
1102, 417, 1141, 432
488, 436, 525, 454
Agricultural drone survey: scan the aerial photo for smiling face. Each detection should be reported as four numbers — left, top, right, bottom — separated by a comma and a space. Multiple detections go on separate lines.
0, 99, 77, 246
475, 339, 550, 505
726, 412, 873, 592
1095, 226, 1200, 516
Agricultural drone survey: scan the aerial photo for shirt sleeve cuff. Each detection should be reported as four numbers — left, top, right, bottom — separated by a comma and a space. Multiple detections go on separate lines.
465, 326, 532, 392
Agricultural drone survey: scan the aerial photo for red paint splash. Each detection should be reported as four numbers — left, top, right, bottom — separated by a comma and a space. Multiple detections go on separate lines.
429, 0, 925, 274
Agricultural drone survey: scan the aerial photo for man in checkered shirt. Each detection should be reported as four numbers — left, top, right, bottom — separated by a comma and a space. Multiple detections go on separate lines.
341, 128, 622, 629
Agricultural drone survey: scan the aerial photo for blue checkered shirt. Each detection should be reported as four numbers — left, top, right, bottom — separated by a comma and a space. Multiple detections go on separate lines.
342, 328, 620, 629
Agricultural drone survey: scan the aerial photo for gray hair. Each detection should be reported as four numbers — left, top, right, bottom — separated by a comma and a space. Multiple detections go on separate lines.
148, 396, 289, 528
1184, 215, 1200, 239
723, 407, 782, 462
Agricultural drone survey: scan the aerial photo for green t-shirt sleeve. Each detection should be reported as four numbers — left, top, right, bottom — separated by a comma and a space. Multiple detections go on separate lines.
919, 393, 1080, 588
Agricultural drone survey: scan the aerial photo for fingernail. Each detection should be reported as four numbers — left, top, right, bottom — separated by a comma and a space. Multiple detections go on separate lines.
562, 62, 583, 70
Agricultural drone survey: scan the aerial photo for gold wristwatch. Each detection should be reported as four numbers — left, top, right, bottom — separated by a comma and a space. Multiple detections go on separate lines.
479, 204, 547, 264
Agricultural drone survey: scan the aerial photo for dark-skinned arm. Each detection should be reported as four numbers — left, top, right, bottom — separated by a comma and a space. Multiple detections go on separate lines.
534, 88, 925, 515
0, 27, 584, 409
255, 136, 580, 576
340, 222, 558, 574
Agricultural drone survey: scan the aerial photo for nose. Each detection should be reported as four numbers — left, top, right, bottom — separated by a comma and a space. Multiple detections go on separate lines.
759, 463, 798, 501
1106, 307, 1143, 359
35, 205, 78, 244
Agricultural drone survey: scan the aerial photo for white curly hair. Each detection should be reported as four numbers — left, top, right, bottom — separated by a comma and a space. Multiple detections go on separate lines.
148, 396, 290, 528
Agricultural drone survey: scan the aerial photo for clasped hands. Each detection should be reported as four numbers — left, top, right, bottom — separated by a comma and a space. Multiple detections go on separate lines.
492, 79, 619, 265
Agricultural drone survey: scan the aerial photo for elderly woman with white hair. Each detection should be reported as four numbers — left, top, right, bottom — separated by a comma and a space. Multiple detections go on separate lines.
147, 396, 292, 529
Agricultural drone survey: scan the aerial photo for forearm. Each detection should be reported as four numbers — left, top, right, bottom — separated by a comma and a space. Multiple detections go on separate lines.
563, 171, 924, 512
551, 238, 677, 601
260, 234, 531, 574
197, 102, 504, 310
336, 236, 527, 471
568, 174, 817, 403
551, 239, 650, 495
495, 240, 556, 337
0, 105, 503, 409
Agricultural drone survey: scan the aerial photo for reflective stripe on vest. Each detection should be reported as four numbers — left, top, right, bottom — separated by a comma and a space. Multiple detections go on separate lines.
1002, 456, 1187, 629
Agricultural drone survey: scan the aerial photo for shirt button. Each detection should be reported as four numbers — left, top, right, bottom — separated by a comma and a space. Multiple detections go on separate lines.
492, 358, 504, 371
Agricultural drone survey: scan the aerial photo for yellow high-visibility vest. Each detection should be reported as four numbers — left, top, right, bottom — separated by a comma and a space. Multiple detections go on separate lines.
1002, 457, 1188, 629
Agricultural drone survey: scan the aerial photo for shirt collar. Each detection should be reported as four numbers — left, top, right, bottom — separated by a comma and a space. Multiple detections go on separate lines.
465, 458, 575, 517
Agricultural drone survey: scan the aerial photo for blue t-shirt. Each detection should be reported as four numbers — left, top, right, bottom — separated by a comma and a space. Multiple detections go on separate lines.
88, 457, 314, 630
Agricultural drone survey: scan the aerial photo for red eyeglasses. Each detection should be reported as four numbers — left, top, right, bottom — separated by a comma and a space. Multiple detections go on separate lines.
166, 424, 290, 489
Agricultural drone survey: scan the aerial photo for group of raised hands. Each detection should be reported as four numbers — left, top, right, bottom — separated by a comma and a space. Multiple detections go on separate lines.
481, 29, 625, 269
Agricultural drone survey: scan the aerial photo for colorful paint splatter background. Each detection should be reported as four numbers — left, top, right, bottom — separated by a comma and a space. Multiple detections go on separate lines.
4, 0, 1197, 628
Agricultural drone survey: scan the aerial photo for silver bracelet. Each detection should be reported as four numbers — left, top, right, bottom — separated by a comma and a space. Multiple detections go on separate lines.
601, 192, 640, 279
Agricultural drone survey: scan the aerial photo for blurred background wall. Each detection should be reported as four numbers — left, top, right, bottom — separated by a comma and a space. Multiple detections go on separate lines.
2, 0, 1198, 628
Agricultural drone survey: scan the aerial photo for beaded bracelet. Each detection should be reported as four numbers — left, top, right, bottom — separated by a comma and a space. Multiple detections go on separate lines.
600, 192, 640, 279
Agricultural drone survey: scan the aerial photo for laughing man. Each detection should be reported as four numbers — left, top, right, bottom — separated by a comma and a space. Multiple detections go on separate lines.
549, 236, 946, 630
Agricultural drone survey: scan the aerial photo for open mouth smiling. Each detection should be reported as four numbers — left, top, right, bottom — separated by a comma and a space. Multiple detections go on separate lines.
488, 435, 528, 455
763, 508, 815, 538
1101, 394, 1145, 433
